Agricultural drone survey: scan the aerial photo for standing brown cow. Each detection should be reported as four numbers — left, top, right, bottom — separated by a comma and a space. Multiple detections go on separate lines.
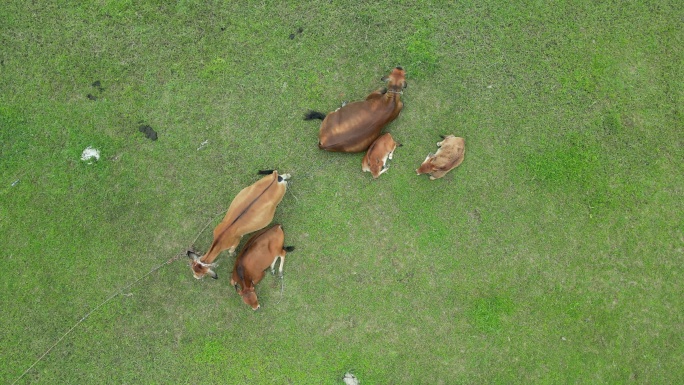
187, 170, 290, 279
304, 67, 407, 153
231, 224, 294, 310
416, 135, 466, 180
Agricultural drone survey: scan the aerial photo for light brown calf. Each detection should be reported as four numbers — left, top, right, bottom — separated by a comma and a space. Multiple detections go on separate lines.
187, 170, 290, 279
362, 133, 401, 179
416, 135, 465, 180
230, 224, 294, 310
304, 67, 407, 153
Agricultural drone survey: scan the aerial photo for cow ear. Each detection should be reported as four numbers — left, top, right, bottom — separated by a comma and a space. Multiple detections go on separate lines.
187, 251, 200, 261
208, 269, 218, 279
381, 76, 389, 82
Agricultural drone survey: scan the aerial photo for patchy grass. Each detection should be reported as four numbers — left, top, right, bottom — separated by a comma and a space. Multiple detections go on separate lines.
1, 0, 682, 384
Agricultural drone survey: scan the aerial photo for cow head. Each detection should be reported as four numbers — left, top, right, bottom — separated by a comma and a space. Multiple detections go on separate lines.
187, 251, 218, 280
231, 267, 261, 310
416, 153, 436, 175
382, 66, 407, 93
242, 288, 260, 311
234, 284, 260, 310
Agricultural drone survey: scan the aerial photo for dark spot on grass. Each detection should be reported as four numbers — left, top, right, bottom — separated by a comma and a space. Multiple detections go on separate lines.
289, 27, 303, 39
87, 94, 97, 101
138, 124, 158, 141
91, 80, 104, 92
220, 27, 226, 31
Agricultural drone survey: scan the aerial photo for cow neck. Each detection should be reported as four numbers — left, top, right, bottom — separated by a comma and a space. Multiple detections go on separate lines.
196, 259, 214, 267
383, 89, 403, 102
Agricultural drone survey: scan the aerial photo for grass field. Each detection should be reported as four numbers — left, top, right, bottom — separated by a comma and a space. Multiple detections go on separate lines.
1, 1, 682, 383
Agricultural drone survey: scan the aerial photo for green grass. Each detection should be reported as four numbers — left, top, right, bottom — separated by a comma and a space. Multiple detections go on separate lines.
1, 0, 682, 384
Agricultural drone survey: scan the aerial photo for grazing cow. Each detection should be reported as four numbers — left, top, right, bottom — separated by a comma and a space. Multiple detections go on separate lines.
362, 133, 401, 179
187, 170, 290, 279
304, 67, 407, 153
416, 135, 466, 180
230, 224, 294, 310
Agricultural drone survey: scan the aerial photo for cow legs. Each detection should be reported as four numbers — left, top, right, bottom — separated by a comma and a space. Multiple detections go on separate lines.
430, 170, 447, 180
270, 255, 285, 276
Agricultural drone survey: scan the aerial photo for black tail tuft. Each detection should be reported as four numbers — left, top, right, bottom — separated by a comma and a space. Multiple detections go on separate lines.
284, 246, 295, 252
440, 135, 447, 139
304, 110, 326, 121
258, 169, 275, 175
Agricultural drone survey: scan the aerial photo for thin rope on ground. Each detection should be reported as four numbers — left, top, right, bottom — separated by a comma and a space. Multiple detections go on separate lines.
287, 188, 299, 203
11, 212, 221, 385
275, 275, 285, 305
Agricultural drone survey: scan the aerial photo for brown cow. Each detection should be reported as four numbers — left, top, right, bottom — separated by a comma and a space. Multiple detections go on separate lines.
304, 67, 407, 153
187, 170, 290, 279
416, 135, 465, 180
362, 133, 401, 179
230, 224, 294, 310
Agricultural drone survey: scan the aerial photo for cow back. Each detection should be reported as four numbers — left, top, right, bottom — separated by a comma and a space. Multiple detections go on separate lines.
435, 137, 466, 171
215, 172, 286, 241
319, 98, 401, 153
240, 225, 285, 275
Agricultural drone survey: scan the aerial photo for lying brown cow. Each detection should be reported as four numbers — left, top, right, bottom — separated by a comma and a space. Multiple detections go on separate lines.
362, 133, 401, 179
304, 67, 407, 153
187, 170, 290, 279
231, 224, 294, 310
416, 135, 465, 180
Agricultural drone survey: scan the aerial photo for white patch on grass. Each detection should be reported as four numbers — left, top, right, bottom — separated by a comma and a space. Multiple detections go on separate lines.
81, 146, 100, 164
343, 372, 359, 385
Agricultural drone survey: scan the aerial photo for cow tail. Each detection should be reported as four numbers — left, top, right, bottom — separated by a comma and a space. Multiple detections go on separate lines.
304, 110, 326, 121
258, 170, 275, 175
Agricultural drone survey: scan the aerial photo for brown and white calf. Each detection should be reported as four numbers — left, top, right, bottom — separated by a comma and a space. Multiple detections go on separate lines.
304, 67, 407, 153
362, 133, 401, 179
416, 135, 465, 180
187, 170, 290, 279
230, 224, 294, 310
